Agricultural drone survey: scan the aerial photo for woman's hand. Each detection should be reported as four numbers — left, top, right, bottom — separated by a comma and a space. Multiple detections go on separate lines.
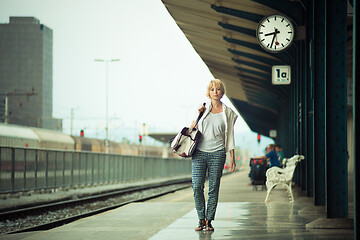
198, 104, 206, 114
191, 104, 206, 129
229, 160, 236, 173
229, 150, 236, 173
198, 106, 206, 114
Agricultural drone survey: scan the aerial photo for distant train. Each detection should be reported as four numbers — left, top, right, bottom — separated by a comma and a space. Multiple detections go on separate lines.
0, 123, 172, 158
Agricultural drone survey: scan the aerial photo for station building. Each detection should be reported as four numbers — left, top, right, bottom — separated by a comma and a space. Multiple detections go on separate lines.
0, 17, 62, 130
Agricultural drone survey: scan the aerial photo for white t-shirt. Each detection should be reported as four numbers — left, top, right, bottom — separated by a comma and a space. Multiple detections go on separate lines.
197, 111, 226, 152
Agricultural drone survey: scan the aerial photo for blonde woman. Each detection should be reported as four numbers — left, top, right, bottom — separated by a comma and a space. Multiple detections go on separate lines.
190, 79, 238, 231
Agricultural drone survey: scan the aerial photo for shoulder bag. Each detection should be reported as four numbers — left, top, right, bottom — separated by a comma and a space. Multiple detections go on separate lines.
170, 103, 206, 158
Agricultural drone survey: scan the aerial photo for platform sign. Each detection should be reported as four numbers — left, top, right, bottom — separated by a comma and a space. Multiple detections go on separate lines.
272, 65, 291, 85
269, 130, 277, 138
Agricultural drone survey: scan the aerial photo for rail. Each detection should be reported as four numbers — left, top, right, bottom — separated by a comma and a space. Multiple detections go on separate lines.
0, 180, 191, 234
0, 146, 191, 194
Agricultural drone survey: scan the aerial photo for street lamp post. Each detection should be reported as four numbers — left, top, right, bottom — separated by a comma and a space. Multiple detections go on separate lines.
95, 58, 120, 152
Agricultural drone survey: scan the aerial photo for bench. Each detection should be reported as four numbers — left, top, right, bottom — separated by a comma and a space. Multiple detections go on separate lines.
264, 155, 305, 202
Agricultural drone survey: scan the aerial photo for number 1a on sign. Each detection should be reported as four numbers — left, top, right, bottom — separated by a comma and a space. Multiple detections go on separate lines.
272, 65, 291, 85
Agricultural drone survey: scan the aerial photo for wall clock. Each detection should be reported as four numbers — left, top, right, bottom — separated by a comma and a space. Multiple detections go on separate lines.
256, 14, 295, 53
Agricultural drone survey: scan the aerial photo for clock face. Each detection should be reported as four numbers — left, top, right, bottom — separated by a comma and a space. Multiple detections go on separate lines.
256, 15, 295, 53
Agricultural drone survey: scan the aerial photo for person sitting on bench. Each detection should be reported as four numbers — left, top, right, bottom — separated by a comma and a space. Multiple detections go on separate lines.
254, 144, 280, 168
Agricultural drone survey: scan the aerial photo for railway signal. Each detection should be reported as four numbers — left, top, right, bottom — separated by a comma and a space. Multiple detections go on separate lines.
80, 129, 84, 137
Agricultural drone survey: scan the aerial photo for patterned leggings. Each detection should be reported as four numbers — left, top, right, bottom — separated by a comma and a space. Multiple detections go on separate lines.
192, 148, 226, 220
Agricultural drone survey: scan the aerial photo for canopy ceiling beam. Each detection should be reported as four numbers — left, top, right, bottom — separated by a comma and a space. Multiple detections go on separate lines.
235, 66, 270, 79
210, 5, 264, 23
243, 89, 282, 108
237, 73, 269, 83
230, 98, 278, 135
224, 37, 293, 64
229, 48, 283, 65
251, 0, 302, 24
240, 79, 286, 99
232, 58, 271, 73
218, 22, 256, 37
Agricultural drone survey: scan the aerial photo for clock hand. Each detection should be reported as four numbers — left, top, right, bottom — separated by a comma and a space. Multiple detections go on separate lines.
274, 28, 279, 46
265, 31, 276, 36
270, 34, 275, 48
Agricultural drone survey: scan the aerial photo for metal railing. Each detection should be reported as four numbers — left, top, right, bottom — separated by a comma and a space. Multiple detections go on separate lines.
0, 146, 191, 194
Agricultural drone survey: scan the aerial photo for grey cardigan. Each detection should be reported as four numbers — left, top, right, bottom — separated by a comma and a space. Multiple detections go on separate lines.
197, 102, 238, 153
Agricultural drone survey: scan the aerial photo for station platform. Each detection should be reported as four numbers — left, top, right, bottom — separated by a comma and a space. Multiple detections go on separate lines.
1, 169, 354, 240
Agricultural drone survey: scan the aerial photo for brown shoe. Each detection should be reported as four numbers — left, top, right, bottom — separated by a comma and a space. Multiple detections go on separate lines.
206, 220, 214, 231
195, 219, 206, 231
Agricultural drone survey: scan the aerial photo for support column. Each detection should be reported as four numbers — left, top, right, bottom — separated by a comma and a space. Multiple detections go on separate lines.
294, 61, 300, 185
301, 40, 308, 193
305, 6, 314, 197
297, 0, 322, 217
325, 0, 348, 219
304, 0, 314, 198
307, 1, 352, 229
353, 0, 359, 238
313, 0, 326, 206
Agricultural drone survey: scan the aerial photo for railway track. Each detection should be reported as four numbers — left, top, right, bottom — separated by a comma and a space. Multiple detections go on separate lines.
0, 179, 191, 234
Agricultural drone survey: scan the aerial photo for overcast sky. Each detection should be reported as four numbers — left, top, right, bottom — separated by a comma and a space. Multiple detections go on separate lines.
0, 0, 274, 152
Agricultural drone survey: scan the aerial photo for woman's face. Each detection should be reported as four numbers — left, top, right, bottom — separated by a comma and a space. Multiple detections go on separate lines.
209, 84, 223, 100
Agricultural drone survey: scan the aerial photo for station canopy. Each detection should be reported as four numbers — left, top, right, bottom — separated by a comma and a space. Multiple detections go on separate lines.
148, 132, 176, 144
162, 0, 302, 137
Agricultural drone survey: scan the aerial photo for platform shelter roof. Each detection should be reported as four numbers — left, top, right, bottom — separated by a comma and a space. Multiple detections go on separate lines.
162, 0, 303, 137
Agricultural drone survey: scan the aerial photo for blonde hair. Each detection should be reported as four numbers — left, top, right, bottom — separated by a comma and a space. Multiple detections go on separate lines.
206, 79, 226, 98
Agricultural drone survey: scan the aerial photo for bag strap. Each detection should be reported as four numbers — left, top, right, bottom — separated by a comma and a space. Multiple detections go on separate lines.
192, 103, 206, 131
